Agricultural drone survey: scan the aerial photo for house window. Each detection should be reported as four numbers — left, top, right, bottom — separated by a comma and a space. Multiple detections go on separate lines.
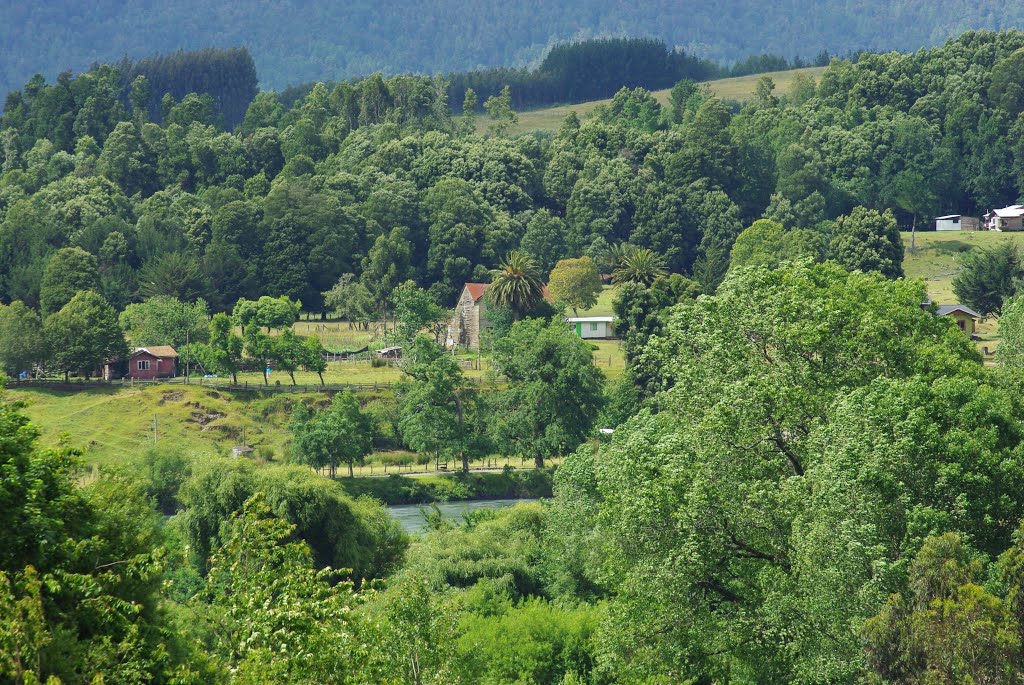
137, 360, 150, 370
590, 322, 599, 332
958, 320, 966, 331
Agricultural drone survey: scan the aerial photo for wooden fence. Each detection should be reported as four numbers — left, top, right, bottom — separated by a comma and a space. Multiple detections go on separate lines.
6, 374, 492, 394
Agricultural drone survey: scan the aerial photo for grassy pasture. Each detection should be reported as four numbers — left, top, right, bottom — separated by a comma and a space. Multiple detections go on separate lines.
491, 66, 827, 135
901, 230, 1024, 355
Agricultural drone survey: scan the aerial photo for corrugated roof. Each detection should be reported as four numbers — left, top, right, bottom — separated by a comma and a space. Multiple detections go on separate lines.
935, 304, 981, 319
935, 215, 961, 220
133, 346, 179, 358
465, 283, 489, 301
566, 316, 615, 323
993, 205, 1024, 218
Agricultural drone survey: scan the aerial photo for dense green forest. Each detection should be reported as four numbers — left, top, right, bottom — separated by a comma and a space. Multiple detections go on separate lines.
10, 28, 1024, 684
5, 0, 1024, 98
3, 29, 1024, 320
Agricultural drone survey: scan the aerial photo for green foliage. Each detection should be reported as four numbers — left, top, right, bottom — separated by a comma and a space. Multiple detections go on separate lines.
484, 85, 517, 137
397, 337, 491, 471
488, 250, 546, 319
612, 245, 667, 286
322, 273, 375, 328
336, 469, 554, 505
829, 206, 905, 279
119, 295, 210, 348
953, 242, 1023, 316
491, 319, 605, 466
547, 256, 602, 316
200, 312, 243, 383
457, 598, 600, 684
0, 388, 186, 682
177, 457, 406, 577
202, 494, 365, 682
290, 389, 373, 476
0, 301, 46, 376
43, 290, 127, 380
560, 262, 986, 680
729, 218, 826, 270
39, 246, 100, 317
863, 533, 1020, 683
392, 281, 447, 344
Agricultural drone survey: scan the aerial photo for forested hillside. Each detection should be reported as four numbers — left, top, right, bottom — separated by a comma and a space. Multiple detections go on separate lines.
4, 0, 1024, 96
4, 29, 1024, 323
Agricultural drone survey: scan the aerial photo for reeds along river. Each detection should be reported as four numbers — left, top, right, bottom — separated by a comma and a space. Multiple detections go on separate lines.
387, 498, 539, 533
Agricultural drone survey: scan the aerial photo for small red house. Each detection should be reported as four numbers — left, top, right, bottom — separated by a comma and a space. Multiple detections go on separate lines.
104, 346, 179, 380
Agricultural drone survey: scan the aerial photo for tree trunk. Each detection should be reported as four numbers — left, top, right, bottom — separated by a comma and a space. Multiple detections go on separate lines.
263, 368, 269, 385
318, 371, 325, 385
231, 371, 238, 384
535, 454, 544, 469
452, 392, 469, 473
348, 460, 354, 478
289, 371, 296, 385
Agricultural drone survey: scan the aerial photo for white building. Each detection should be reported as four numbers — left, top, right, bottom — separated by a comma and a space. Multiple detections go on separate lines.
567, 316, 615, 339
935, 214, 980, 231
986, 206, 1024, 231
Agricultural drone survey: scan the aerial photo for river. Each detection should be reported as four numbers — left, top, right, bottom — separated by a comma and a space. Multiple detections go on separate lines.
388, 498, 539, 533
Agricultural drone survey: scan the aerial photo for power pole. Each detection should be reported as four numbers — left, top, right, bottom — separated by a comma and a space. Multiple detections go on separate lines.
153, 415, 158, 444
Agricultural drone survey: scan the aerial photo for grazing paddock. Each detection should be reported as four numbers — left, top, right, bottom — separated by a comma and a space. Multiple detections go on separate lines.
490, 66, 827, 135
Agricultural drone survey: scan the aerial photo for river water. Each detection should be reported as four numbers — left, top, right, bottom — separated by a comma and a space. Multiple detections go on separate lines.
388, 498, 538, 533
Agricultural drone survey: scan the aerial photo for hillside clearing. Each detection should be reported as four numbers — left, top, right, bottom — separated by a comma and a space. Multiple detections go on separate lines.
493, 66, 827, 135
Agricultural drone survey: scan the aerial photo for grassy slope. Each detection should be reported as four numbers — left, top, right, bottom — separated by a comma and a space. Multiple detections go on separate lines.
491, 66, 827, 135
902, 230, 1024, 354
6, 384, 313, 469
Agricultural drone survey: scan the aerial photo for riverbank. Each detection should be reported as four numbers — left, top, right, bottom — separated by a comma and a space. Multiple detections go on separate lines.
337, 468, 554, 505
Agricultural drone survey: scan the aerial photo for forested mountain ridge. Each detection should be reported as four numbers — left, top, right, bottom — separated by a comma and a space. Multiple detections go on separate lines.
4, 0, 1024, 96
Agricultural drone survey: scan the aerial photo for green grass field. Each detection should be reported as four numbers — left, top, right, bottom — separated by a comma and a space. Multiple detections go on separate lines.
901, 229, 1024, 355
489, 66, 827, 135
4, 384, 318, 469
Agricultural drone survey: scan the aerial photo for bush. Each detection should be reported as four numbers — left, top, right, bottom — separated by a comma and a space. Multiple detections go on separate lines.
178, 458, 407, 578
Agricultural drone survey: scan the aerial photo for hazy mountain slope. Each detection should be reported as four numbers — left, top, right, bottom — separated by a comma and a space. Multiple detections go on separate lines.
3, 0, 1023, 95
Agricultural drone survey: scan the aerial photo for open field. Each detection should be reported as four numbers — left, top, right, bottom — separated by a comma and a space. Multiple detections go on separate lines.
5, 384, 309, 469
901, 230, 1024, 355
4, 382, 568, 473
494, 66, 827, 135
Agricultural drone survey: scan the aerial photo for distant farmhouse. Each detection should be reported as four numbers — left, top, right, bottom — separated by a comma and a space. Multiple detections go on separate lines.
104, 346, 179, 381
922, 299, 981, 338
934, 304, 981, 337
934, 206, 1024, 232
448, 282, 616, 350
985, 205, 1024, 231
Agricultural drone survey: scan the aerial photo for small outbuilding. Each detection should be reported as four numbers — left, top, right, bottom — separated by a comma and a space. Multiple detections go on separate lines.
377, 346, 403, 359
567, 316, 616, 339
935, 304, 981, 337
935, 215, 980, 231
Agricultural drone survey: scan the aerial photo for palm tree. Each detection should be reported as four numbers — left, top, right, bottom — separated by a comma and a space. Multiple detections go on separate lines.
613, 246, 667, 286
488, 251, 545, 319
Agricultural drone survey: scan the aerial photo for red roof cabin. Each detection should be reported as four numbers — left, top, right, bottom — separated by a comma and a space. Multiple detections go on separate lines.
104, 346, 179, 380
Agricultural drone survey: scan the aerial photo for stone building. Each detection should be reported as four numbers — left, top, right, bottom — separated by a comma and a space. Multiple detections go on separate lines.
448, 283, 491, 350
